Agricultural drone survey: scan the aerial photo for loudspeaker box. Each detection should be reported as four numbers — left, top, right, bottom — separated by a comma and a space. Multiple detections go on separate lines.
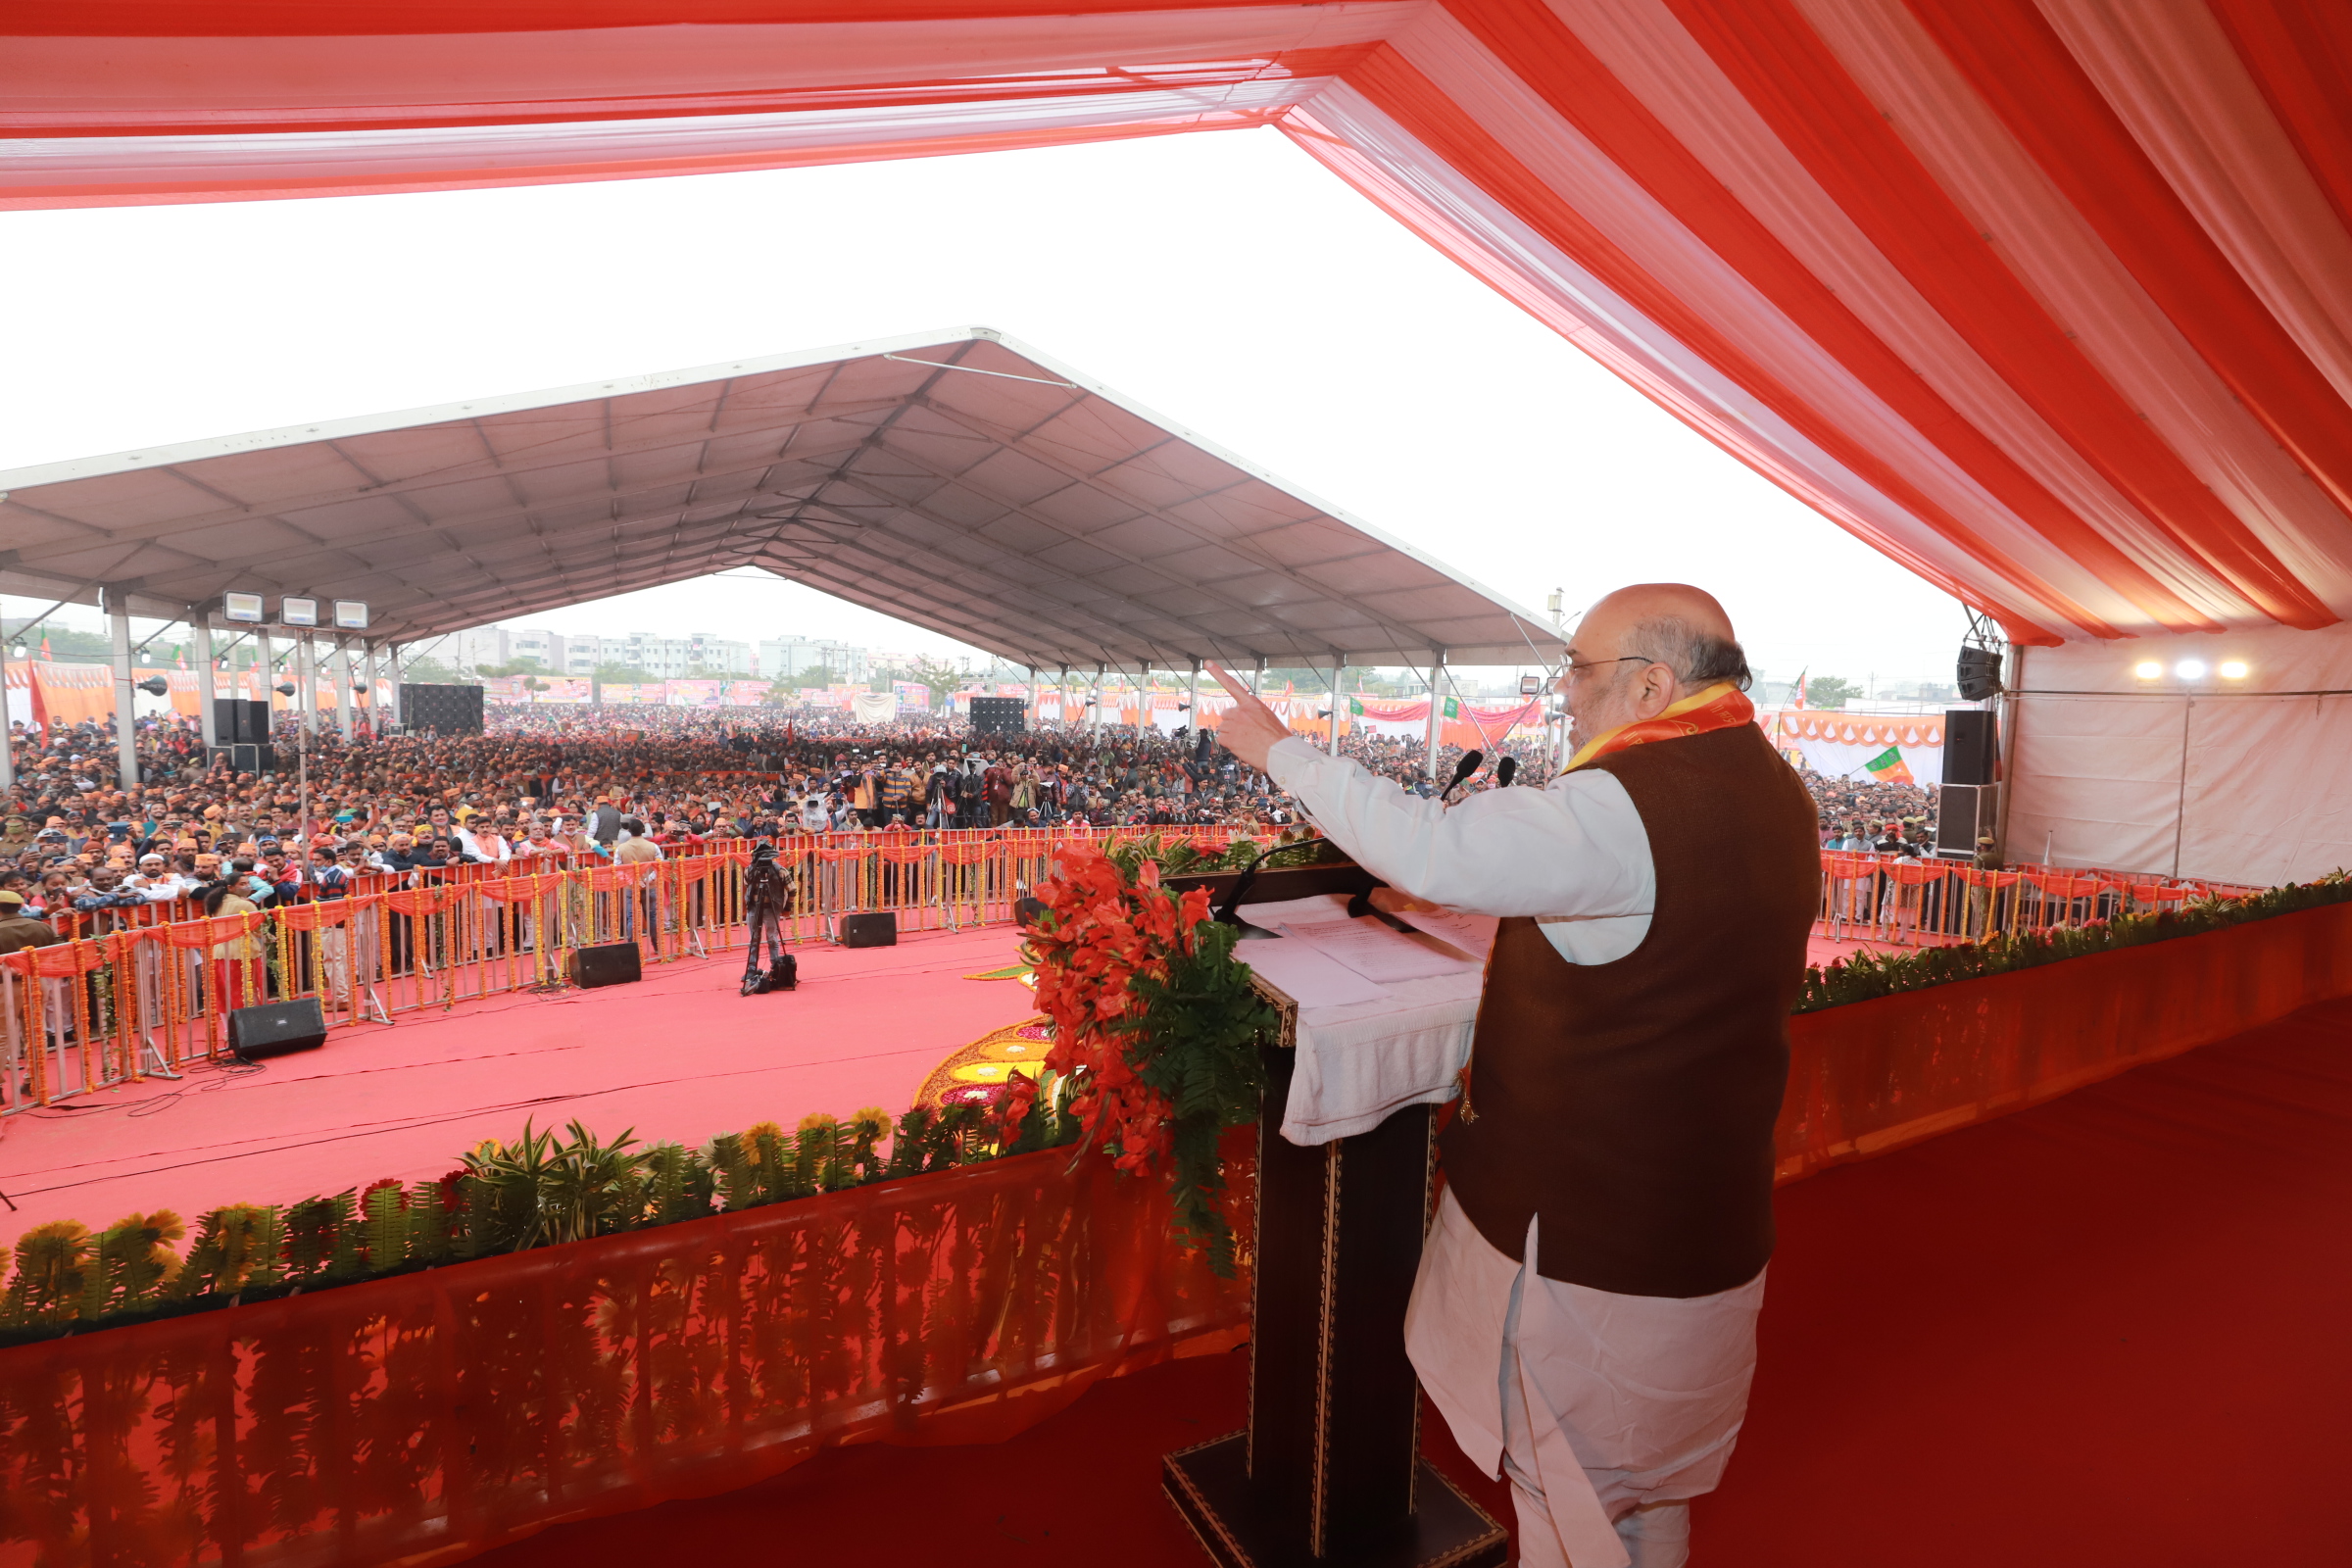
228, 998, 328, 1060
1935, 783, 2002, 859
840, 912, 898, 949
1942, 710, 2000, 785
568, 942, 643, 989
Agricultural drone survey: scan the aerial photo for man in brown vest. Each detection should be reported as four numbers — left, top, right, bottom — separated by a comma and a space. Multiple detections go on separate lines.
1211, 584, 1818, 1568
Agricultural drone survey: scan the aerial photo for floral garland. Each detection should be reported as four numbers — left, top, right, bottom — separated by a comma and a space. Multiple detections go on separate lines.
1794, 869, 2352, 1011
1027, 844, 1271, 1276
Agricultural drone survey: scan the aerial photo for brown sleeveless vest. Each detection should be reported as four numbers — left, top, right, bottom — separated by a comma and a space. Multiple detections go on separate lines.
1438, 722, 1820, 1298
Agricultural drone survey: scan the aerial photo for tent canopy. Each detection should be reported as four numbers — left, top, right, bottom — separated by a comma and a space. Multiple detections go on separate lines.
11, 1, 2352, 649
0, 327, 1561, 671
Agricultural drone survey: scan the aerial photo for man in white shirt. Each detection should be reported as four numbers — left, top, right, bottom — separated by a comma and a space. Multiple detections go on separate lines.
1211, 584, 1820, 1568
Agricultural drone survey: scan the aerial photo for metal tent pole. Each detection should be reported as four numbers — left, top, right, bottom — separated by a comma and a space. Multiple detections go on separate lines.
1328, 652, 1343, 756
334, 635, 355, 741
0, 612, 14, 793
1424, 650, 1446, 777
109, 593, 139, 789
1188, 658, 1200, 746
195, 618, 219, 753
299, 634, 319, 737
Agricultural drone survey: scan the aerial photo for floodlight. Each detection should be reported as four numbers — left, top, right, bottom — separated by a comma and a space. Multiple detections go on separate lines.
2132, 661, 2164, 680
333, 600, 369, 630
280, 597, 318, 628
2175, 659, 2207, 680
222, 592, 264, 624
2218, 660, 2249, 680
1519, 673, 1543, 697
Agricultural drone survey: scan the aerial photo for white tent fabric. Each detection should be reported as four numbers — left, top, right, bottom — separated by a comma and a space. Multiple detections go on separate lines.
2007, 624, 2352, 886
0, 327, 1559, 673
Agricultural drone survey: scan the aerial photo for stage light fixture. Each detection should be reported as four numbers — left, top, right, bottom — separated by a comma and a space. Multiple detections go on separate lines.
280, 597, 318, 628
2176, 659, 2208, 680
2219, 660, 2249, 680
2132, 661, 2164, 680
333, 600, 369, 630
221, 591, 265, 624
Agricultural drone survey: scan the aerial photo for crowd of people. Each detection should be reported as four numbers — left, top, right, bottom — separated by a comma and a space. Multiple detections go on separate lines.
0, 700, 1919, 948
1797, 768, 1939, 855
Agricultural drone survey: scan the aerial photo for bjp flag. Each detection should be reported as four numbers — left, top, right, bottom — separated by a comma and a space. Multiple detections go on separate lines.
1862, 746, 1914, 785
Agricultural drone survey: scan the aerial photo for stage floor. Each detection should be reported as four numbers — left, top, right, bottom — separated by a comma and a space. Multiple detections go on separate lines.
469, 994, 2352, 1567
0, 926, 1036, 1237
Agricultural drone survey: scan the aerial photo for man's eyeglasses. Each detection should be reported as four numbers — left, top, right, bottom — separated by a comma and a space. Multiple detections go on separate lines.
1562, 656, 1662, 680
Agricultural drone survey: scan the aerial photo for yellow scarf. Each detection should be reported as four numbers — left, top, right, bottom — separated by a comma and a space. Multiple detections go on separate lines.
1564, 682, 1754, 772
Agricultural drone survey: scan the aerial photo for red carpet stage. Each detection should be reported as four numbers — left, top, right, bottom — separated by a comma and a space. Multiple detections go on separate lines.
468, 995, 2352, 1567
0, 926, 1035, 1236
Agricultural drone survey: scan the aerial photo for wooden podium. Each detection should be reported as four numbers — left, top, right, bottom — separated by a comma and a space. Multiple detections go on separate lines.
1160, 864, 1507, 1568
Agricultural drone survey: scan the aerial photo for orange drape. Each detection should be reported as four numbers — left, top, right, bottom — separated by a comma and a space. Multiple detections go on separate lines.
1775, 901, 2352, 1181
0, 1139, 1250, 1568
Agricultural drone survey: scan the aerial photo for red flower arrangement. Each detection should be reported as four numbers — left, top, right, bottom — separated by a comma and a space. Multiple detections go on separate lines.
1026, 844, 1269, 1275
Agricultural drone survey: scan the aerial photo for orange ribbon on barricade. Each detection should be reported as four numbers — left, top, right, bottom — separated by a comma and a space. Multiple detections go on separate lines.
154, 912, 269, 951
1882, 859, 1945, 886
877, 844, 933, 865
936, 841, 994, 867
474, 872, 569, 904
274, 899, 361, 931
2028, 872, 2113, 900
381, 886, 464, 917
0, 937, 113, 978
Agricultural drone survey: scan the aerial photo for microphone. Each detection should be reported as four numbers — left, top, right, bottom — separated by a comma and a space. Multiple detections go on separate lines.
1495, 757, 1518, 789
1441, 749, 1485, 805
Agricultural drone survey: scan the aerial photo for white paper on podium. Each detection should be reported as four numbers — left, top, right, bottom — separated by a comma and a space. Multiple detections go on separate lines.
1236, 936, 1394, 1008
1394, 908, 1498, 961
1275, 914, 1478, 983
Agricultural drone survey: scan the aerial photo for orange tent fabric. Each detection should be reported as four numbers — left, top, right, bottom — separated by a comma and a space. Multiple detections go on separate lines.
34, 2, 2349, 643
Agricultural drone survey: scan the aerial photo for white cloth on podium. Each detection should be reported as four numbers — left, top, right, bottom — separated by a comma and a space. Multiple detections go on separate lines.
1407, 1190, 1765, 1568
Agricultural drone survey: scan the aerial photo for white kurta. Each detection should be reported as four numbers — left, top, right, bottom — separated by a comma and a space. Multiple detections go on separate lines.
1265, 737, 1767, 1568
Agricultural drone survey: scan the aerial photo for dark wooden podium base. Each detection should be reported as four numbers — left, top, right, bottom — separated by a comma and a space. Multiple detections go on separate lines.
1164, 1434, 1507, 1568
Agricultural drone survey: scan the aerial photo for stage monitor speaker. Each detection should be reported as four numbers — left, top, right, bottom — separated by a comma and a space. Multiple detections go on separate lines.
211, 742, 277, 775
1956, 644, 2005, 702
227, 998, 328, 1060
840, 912, 898, 949
968, 696, 1026, 736
1935, 782, 2001, 858
399, 682, 486, 735
567, 942, 643, 989
1943, 710, 2000, 785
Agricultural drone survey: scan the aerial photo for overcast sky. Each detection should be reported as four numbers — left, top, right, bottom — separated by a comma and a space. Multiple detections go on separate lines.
0, 128, 1968, 691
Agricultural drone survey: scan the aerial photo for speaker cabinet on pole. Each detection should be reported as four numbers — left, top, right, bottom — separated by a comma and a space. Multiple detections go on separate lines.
968, 696, 1026, 736
1935, 783, 2002, 859
398, 683, 486, 735
1942, 710, 2000, 785
227, 998, 328, 1060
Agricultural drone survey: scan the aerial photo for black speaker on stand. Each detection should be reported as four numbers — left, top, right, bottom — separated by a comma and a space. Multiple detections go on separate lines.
969, 696, 1026, 736
398, 683, 486, 735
